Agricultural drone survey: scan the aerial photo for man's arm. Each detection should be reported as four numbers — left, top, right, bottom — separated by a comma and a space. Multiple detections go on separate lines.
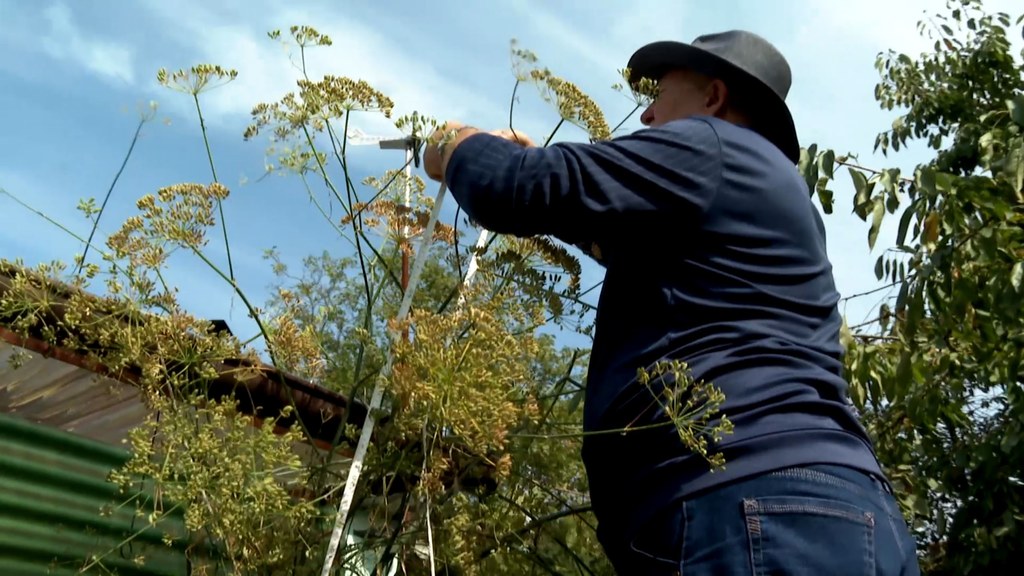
442, 118, 723, 243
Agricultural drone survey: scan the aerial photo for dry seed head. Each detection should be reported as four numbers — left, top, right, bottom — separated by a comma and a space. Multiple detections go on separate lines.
113, 394, 315, 573
109, 183, 231, 257
289, 25, 333, 47
509, 38, 540, 82
389, 289, 542, 455
157, 64, 238, 95
244, 76, 394, 147
613, 67, 661, 107
393, 110, 441, 139
636, 359, 733, 472
507, 40, 611, 140
297, 75, 395, 118
529, 68, 611, 141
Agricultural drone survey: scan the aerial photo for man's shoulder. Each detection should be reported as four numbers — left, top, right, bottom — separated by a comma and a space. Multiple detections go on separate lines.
629, 116, 722, 146
657, 116, 792, 165
623, 116, 786, 165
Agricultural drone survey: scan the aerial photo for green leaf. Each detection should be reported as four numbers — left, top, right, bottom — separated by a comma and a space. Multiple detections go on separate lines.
839, 316, 854, 349
798, 144, 818, 195
816, 178, 834, 214
917, 167, 936, 194
896, 204, 916, 247
1015, 141, 1024, 195
868, 197, 886, 250
566, 388, 584, 414
818, 149, 836, 179
893, 350, 913, 399
1011, 261, 1024, 293
922, 211, 941, 247
886, 190, 901, 214
1001, 429, 1020, 454
1005, 96, 1024, 128
874, 255, 885, 280
850, 169, 873, 220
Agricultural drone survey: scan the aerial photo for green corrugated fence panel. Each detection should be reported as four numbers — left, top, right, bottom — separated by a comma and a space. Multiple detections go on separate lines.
0, 413, 190, 575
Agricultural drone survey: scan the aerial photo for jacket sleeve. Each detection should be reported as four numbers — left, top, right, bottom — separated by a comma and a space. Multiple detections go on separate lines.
443, 117, 723, 243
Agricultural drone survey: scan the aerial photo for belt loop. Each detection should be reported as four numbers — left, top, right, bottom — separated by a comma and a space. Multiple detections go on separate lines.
872, 473, 894, 495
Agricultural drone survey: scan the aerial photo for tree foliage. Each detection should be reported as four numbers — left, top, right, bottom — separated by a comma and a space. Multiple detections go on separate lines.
800, 1, 1024, 572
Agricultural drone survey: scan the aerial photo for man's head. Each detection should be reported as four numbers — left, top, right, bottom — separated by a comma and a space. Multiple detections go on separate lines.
626, 30, 800, 163
638, 69, 750, 128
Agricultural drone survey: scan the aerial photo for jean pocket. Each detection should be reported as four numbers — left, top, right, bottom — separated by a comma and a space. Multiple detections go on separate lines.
743, 496, 875, 576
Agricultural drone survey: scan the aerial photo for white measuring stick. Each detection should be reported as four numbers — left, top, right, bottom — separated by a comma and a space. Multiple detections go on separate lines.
320, 182, 449, 576
456, 228, 491, 308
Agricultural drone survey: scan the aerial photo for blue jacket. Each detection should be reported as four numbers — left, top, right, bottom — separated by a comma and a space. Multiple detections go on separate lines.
445, 116, 883, 551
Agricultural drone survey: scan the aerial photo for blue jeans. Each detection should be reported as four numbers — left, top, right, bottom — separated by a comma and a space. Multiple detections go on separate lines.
614, 464, 921, 575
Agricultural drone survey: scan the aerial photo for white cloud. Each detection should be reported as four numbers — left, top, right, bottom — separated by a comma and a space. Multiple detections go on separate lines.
504, 0, 691, 77
133, 0, 512, 138
40, 2, 136, 85
798, 0, 1023, 58
504, 0, 618, 74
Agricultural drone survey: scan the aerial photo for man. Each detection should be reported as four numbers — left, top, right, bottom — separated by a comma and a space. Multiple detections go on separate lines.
423, 31, 920, 575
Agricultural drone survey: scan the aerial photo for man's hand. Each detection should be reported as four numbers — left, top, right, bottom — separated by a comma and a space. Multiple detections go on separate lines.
423, 121, 535, 183
487, 129, 537, 148
423, 121, 473, 182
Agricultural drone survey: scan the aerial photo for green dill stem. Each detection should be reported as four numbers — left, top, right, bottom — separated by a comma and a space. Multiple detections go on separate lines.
480, 268, 598, 312
348, 155, 415, 220
192, 94, 235, 283
337, 113, 369, 293
293, 42, 391, 470
543, 118, 565, 147
298, 124, 400, 290
512, 278, 603, 336
312, 270, 386, 488
537, 349, 581, 426
508, 419, 676, 440
188, 246, 317, 443
295, 51, 353, 221
0, 188, 122, 273
610, 103, 642, 135
509, 78, 521, 140
298, 121, 395, 452
297, 113, 390, 481
152, 266, 175, 311
488, 493, 595, 571
78, 115, 147, 276
298, 174, 359, 253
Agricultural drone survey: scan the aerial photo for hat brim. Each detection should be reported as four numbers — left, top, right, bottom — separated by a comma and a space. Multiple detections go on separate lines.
627, 41, 801, 164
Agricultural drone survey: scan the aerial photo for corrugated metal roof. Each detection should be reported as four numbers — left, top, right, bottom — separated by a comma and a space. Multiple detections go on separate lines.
0, 411, 192, 575
0, 339, 147, 446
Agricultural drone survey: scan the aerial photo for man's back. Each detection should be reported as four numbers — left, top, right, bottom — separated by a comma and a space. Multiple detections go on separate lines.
567, 116, 883, 552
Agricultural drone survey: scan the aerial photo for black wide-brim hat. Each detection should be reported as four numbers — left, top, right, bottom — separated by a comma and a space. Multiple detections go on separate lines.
627, 30, 801, 164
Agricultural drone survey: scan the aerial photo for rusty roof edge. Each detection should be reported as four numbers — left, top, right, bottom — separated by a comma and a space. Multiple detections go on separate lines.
0, 261, 368, 448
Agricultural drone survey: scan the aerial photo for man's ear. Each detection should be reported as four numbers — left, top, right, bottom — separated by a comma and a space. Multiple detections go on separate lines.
704, 79, 730, 115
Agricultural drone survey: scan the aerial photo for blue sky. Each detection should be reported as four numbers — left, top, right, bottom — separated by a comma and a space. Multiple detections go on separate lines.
1, 0, 1020, 352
